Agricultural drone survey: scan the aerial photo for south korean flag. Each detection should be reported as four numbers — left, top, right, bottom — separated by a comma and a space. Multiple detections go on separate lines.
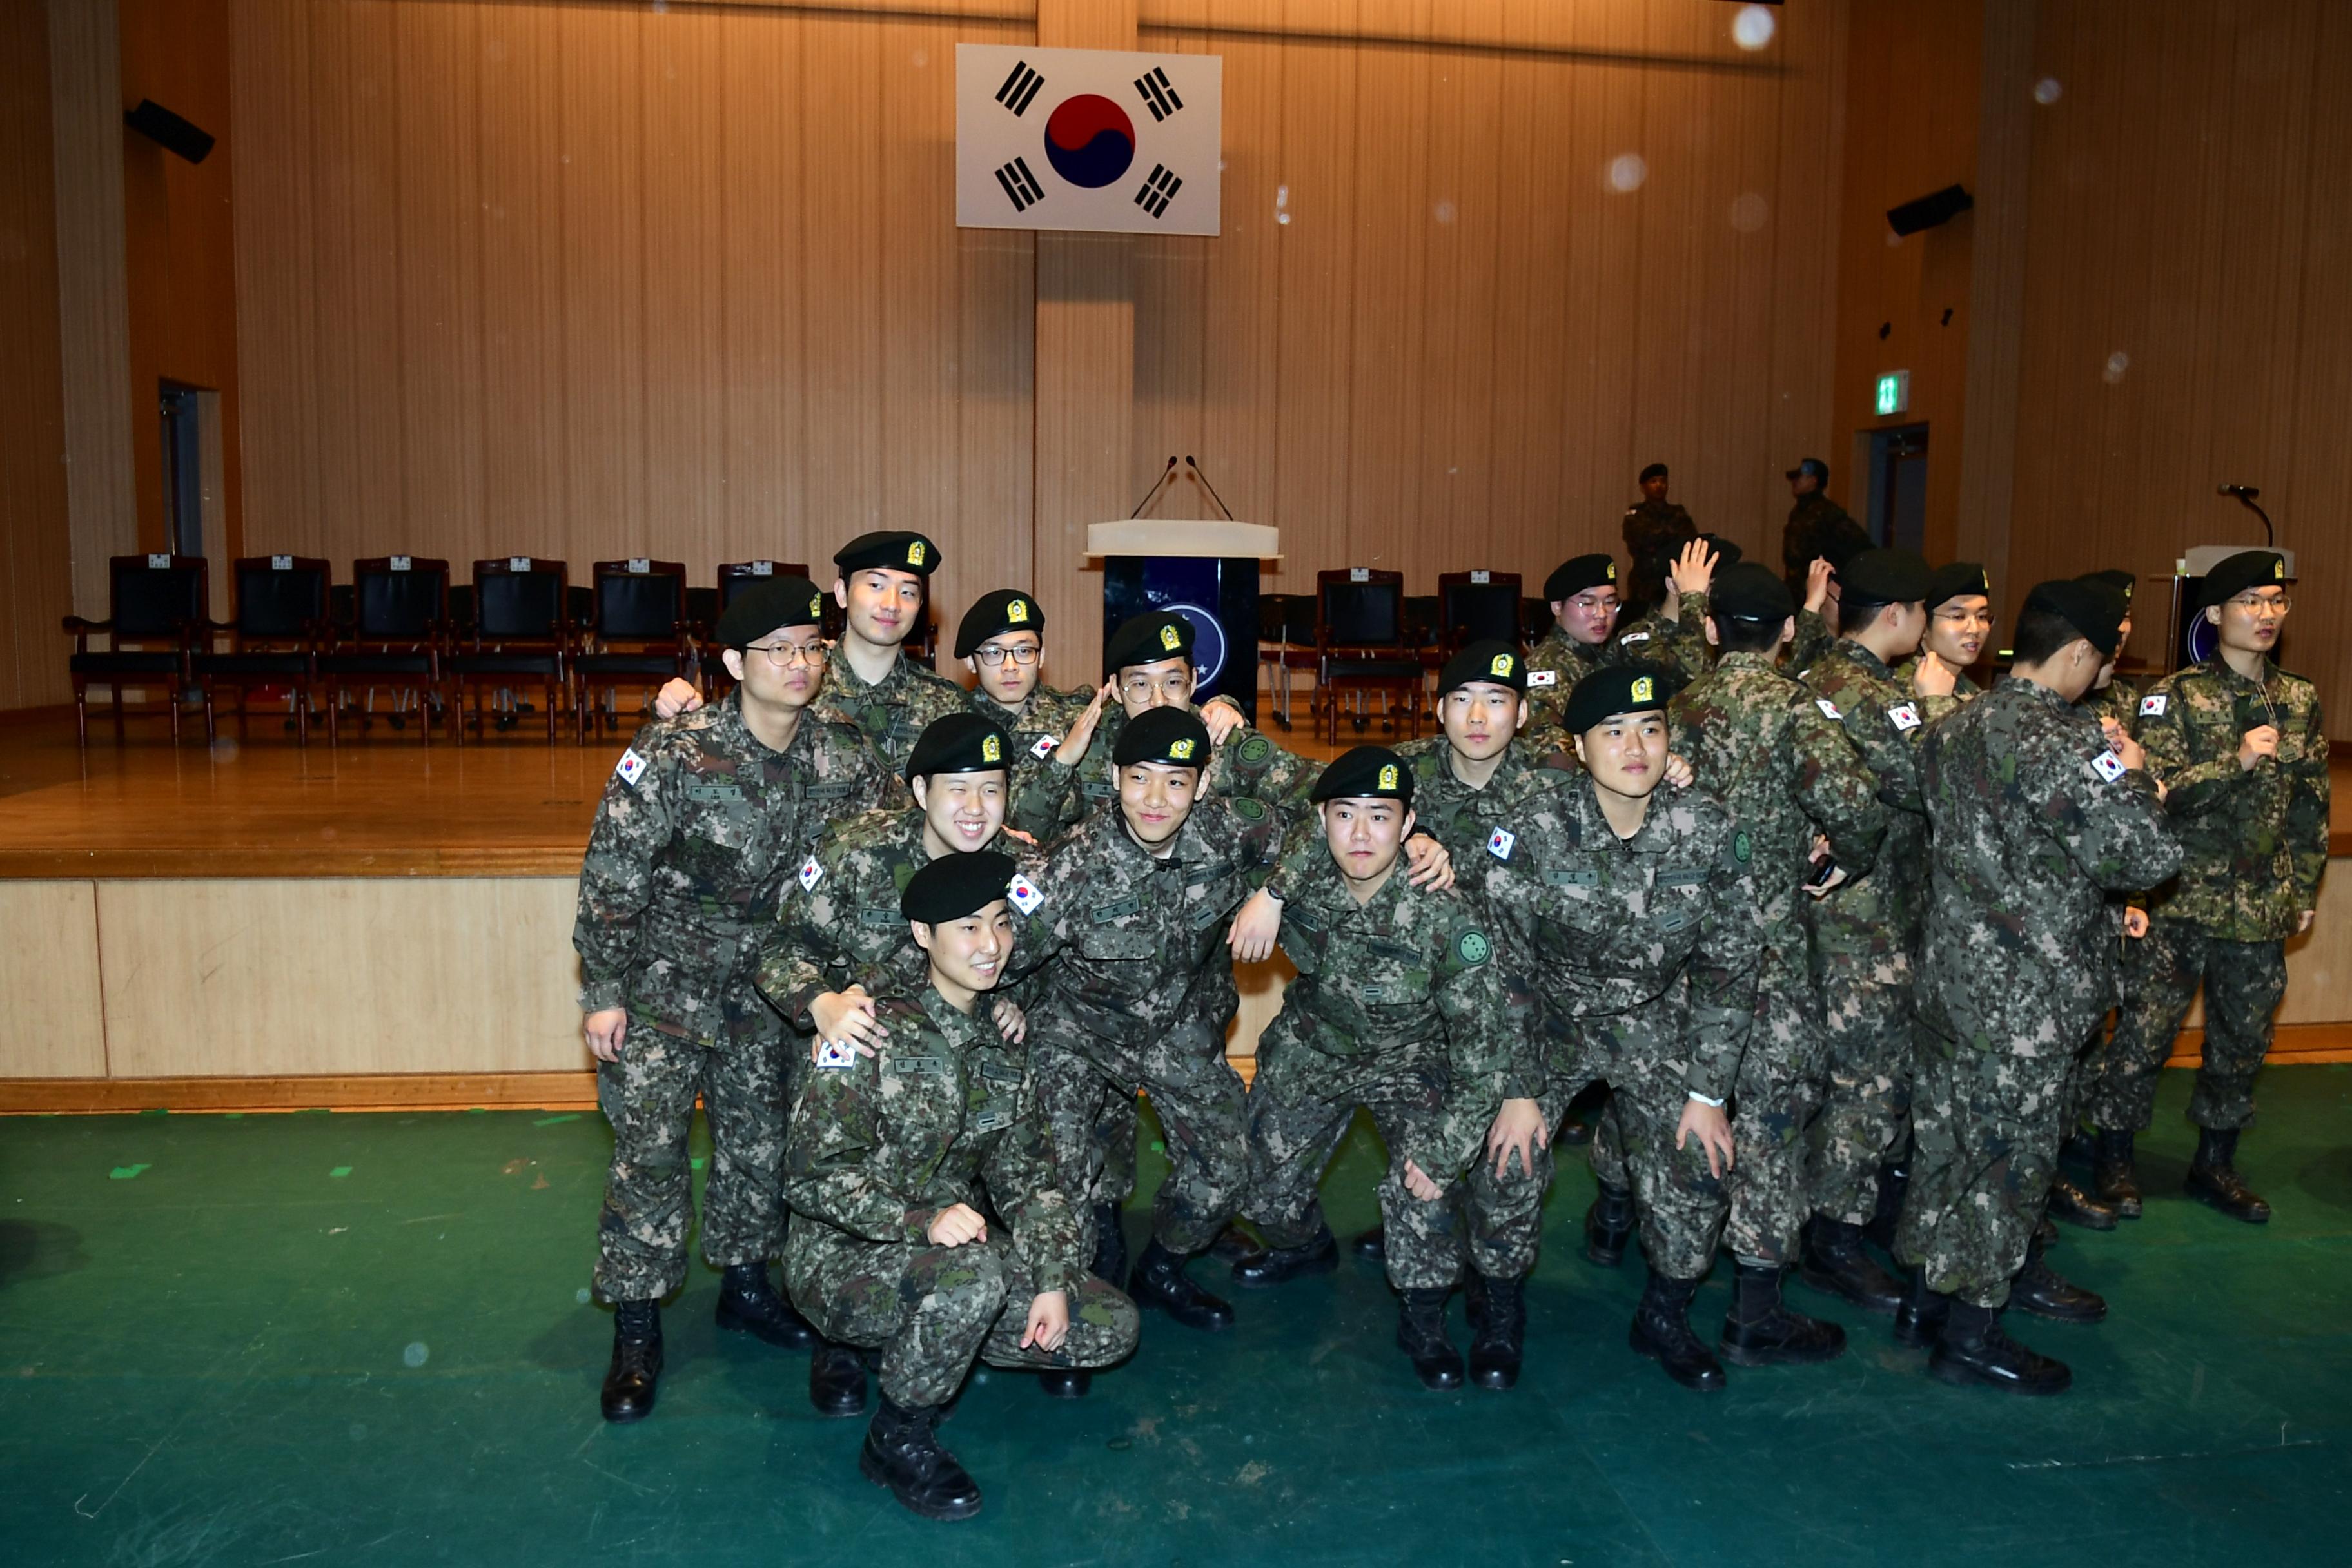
957, 45, 1223, 237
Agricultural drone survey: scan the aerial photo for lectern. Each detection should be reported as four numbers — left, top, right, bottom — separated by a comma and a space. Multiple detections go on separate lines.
1086, 520, 1280, 726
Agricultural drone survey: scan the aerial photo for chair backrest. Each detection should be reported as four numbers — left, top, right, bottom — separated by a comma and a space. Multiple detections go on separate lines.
472, 557, 567, 640
351, 557, 450, 640
108, 554, 207, 638
1317, 569, 1406, 648
1437, 572, 1525, 647
1521, 596, 1551, 643
591, 560, 687, 640
231, 556, 330, 639
717, 561, 814, 612
1401, 595, 1439, 649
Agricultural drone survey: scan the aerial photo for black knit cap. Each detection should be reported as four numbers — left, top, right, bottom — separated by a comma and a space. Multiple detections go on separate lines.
2200, 549, 2287, 609
1103, 610, 1193, 676
1709, 562, 1794, 623
1838, 547, 1934, 608
900, 849, 1017, 925
2023, 579, 2126, 657
2079, 568, 2136, 605
1438, 639, 1529, 696
714, 578, 825, 647
1310, 745, 1413, 805
954, 589, 1045, 658
1927, 561, 1992, 610
1561, 665, 1680, 736
1544, 554, 1618, 602
1111, 705, 1211, 769
833, 530, 941, 577
903, 712, 1012, 783
1639, 462, 1669, 484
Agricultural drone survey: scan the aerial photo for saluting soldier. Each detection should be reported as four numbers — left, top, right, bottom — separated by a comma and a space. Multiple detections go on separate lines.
573, 580, 896, 1423
956, 589, 1104, 786
1622, 461, 1698, 614
1612, 536, 1730, 681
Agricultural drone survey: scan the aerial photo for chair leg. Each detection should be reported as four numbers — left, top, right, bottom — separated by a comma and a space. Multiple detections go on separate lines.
202, 681, 218, 743
74, 680, 88, 748
168, 680, 182, 745
111, 680, 124, 741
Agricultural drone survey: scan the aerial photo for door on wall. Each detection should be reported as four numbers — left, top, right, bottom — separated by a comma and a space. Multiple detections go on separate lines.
1865, 424, 1929, 553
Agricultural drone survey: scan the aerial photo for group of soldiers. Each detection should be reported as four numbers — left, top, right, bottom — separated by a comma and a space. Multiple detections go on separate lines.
573, 495, 2325, 1522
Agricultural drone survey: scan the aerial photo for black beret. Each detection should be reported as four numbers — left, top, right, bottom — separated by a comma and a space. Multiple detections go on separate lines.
904, 712, 1011, 782
1698, 533, 1745, 568
1709, 562, 1794, 623
2200, 549, 2286, 609
2079, 568, 2137, 605
2023, 579, 2125, 657
1561, 665, 1680, 736
900, 849, 1017, 925
1638, 462, 1669, 484
1544, 554, 1619, 602
1819, 530, 1870, 572
1103, 610, 1193, 676
954, 589, 1044, 658
833, 530, 941, 577
1438, 639, 1528, 696
1111, 705, 1210, 769
1927, 561, 1992, 609
1310, 745, 1413, 805
1838, 547, 1934, 607
714, 577, 826, 647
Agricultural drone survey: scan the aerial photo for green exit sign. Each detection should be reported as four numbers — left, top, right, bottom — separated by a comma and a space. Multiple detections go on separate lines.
1876, 370, 1910, 416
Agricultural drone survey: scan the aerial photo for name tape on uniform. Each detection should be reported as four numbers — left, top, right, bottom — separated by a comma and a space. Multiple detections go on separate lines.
1487, 827, 1516, 861
1007, 874, 1044, 914
1887, 702, 1922, 732
1816, 698, 1844, 720
2140, 693, 2168, 718
2089, 749, 2128, 783
614, 748, 647, 787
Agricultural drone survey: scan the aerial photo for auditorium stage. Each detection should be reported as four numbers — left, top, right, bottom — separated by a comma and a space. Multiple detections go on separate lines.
2, 703, 2349, 1113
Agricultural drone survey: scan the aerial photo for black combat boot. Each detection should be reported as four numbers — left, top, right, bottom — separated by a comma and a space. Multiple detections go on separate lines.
1395, 1287, 1465, 1390
1583, 1181, 1636, 1268
1929, 1299, 2071, 1395
2045, 1176, 2119, 1231
2092, 1128, 2143, 1220
2034, 1215, 2059, 1251
2186, 1127, 2271, 1224
1798, 1217, 1906, 1313
860, 1395, 983, 1521
1092, 1203, 1130, 1286
714, 1261, 818, 1349
600, 1298, 664, 1423
808, 1337, 870, 1418
1861, 1160, 1909, 1256
1037, 1368, 1092, 1398
1230, 1224, 1338, 1288
1720, 1260, 1847, 1367
1351, 1226, 1387, 1261
1129, 1239, 1236, 1331
2008, 1236, 2106, 1323
2059, 1128, 2097, 1172
1627, 1269, 1727, 1391
1463, 1271, 1525, 1391
1892, 1268, 1950, 1349
1208, 1221, 1260, 1264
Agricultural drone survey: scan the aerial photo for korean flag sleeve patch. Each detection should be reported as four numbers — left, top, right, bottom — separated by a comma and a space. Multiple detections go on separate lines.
2139, 693, 2168, 718
1815, 697, 1843, 721
1007, 874, 1045, 916
2088, 749, 2128, 784
798, 856, 824, 892
615, 747, 649, 789
1487, 827, 1516, 861
1527, 669, 1559, 689
1031, 734, 1060, 760
1887, 702, 1922, 732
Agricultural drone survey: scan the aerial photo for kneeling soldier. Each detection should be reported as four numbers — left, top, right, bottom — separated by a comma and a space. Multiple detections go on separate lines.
783, 851, 1140, 1522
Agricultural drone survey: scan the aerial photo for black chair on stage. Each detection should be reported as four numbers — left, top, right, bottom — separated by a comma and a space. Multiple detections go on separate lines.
1255, 593, 1317, 731
193, 555, 330, 744
1313, 568, 1424, 743
319, 556, 450, 743
1437, 571, 1525, 652
447, 556, 571, 743
1522, 596, 1552, 645
574, 558, 691, 743
703, 561, 814, 695
62, 554, 208, 745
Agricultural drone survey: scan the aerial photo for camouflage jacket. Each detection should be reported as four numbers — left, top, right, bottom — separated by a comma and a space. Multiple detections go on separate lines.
1464, 770, 1765, 1101
783, 986, 1087, 1297
1670, 651, 1886, 937
1917, 677, 2183, 1052
2078, 669, 2146, 736
1008, 701, 1315, 840
1262, 850, 1514, 1181
1392, 739, 1560, 877
814, 643, 970, 772
1801, 638, 1932, 941
1789, 607, 1837, 672
573, 691, 896, 1041
758, 806, 1017, 1029
1781, 494, 1868, 592
1622, 499, 1697, 607
1008, 797, 1286, 1046
1524, 625, 1618, 756
2133, 658, 2328, 939
1891, 656, 1983, 727
971, 683, 1099, 787
1612, 591, 1712, 681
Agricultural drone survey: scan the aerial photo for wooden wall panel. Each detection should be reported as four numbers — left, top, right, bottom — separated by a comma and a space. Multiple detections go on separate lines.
0, 882, 106, 1078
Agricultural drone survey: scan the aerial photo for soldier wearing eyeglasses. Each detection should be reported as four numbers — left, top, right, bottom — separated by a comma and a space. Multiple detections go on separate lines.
957, 590, 1102, 787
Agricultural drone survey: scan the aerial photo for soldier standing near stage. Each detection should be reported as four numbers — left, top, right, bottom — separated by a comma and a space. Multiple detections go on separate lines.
574, 580, 896, 1423
1525, 554, 1625, 753
1897, 580, 2180, 1395
956, 589, 1104, 787
1894, 562, 1993, 720
1781, 458, 1869, 602
2087, 549, 2327, 1226
1622, 462, 1697, 614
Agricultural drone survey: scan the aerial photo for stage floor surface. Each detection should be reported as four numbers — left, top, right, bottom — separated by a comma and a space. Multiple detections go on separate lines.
5, 1069, 2347, 1567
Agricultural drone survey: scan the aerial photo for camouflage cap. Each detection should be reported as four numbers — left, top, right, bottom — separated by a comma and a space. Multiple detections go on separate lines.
1562, 665, 1680, 735
1927, 561, 1992, 609
1438, 639, 1527, 696
1310, 744, 1413, 805
714, 577, 826, 646
1104, 610, 1194, 676
833, 530, 940, 577
1785, 457, 1829, 484
2200, 549, 2287, 609
901, 849, 1017, 924
954, 588, 1044, 657
904, 712, 1012, 782
1112, 705, 1210, 769
1544, 554, 1618, 602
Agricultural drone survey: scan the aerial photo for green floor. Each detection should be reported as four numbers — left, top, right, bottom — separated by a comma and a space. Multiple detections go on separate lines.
5, 1069, 2347, 1567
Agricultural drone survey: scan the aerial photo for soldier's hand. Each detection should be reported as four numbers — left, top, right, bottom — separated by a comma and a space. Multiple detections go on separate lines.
651, 678, 703, 720
1200, 697, 1246, 745
1665, 752, 1695, 790
1402, 834, 1455, 890
1913, 651, 1957, 698
2239, 724, 2280, 770
2124, 907, 2150, 939
1805, 558, 1834, 615
583, 1008, 628, 1063
1402, 1159, 1446, 1203
1677, 1097, 1735, 1179
2109, 727, 2149, 773
1056, 681, 1116, 767
1669, 538, 1718, 598
2300, 908, 2317, 935
1001, 826, 1038, 847
1020, 1289, 1070, 1353
992, 997, 1028, 1043
809, 986, 883, 1059
927, 1202, 988, 1247
1486, 1097, 1549, 1180
1228, 888, 1283, 964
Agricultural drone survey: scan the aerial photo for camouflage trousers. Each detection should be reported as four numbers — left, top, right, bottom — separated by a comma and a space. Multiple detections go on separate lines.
1895, 1027, 2071, 1309
1244, 1037, 1471, 1292
786, 1233, 1140, 1408
1093, 1090, 1140, 1208
1032, 1010, 1248, 1256
1803, 924, 1916, 1226
1474, 1008, 1729, 1282
593, 1021, 787, 1302
2090, 919, 2286, 1133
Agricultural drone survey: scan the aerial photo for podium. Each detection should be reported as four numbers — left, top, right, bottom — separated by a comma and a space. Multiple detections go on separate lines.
1087, 520, 1280, 726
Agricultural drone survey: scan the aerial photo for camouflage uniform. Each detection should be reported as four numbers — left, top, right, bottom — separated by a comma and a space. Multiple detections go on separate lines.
1798, 639, 1934, 1226
1611, 593, 1713, 682
1622, 498, 1697, 611
972, 683, 1099, 790
1009, 798, 1287, 1251
2077, 670, 2146, 735
1788, 608, 1838, 673
814, 642, 969, 773
1008, 701, 1315, 841
1781, 493, 1868, 600
1463, 771, 1767, 1282
782, 987, 1140, 1407
1246, 848, 1513, 1290
2090, 659, 2328, 1133
1522, 627, 1615, 757
1890, 657, 1982, 727
1903, 678, 2182, 1306
573, 692, 895, 1300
